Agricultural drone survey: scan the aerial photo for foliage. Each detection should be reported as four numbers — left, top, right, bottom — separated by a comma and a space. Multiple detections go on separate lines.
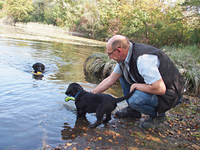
180, 0, 200, 15
54, 0, 199, 47
2, 0, 199, 47
0, 0, 5, 18
162, 45, 200, 95
3, 0, 33, 25
30, 0, 58, 25
0, 0, 4, 10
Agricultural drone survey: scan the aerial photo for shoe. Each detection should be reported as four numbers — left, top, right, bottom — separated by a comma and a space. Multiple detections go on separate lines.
141, 115, 167, 130
115, 106, 141, 118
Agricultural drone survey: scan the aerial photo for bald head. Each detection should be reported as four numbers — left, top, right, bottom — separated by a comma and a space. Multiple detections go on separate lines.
107, 35, 130, 51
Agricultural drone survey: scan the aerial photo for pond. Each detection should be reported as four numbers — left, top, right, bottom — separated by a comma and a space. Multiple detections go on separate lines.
0, 37, 124, 150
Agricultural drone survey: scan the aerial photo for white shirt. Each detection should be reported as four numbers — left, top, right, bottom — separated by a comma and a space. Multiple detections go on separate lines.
113, 43, 161, 85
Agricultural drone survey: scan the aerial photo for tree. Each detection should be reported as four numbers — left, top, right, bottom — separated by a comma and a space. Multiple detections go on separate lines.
4, 0, 33, 25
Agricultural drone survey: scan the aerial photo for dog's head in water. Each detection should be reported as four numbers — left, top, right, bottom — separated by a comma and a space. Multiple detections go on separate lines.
32, 62, 45, 73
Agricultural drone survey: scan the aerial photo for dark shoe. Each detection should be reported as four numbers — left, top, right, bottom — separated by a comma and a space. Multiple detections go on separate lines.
115, 106, 141, 118
141, 115, 167, 130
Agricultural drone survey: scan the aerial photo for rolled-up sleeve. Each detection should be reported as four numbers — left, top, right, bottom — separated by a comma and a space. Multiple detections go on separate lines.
137, 54, 161, 85
113, 63, 122, 74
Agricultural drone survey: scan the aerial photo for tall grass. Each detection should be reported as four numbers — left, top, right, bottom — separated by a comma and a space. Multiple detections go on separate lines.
162, 45, 200, 95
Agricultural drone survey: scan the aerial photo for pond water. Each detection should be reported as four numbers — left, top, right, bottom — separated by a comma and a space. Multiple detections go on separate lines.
0, 37, 123, 150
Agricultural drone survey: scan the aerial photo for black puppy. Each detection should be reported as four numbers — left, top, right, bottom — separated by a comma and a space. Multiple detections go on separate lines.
65, 83, 136, 129
32, 62, 45, 73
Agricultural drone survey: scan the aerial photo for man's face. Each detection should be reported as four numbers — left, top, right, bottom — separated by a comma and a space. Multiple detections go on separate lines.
107, 46, 125, 63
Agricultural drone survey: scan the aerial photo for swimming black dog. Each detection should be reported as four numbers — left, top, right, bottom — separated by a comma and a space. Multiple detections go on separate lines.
65, 83, 136, 129
32, 62, 45, 73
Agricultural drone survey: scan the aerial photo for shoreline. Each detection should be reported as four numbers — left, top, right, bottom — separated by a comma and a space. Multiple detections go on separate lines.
0, 19, 106, 47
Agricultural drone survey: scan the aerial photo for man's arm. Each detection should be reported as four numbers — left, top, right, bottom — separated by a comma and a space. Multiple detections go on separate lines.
130, 78, 166, 95
91, 72, 122, 94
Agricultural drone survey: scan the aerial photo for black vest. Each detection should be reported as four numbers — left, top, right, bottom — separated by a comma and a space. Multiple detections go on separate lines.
121, 43, 185, 115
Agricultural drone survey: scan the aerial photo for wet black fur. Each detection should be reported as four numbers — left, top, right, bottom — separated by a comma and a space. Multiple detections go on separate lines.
65, 83, 136, 129
32, 62, 45, 73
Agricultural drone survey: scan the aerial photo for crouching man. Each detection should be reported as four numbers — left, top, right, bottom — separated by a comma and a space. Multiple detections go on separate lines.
91, 35, 185, 130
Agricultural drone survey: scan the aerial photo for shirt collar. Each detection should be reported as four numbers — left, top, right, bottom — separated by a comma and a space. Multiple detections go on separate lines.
126, 43, 133, 63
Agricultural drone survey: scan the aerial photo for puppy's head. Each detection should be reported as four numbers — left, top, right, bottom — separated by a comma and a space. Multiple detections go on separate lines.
32, 62, 45, 73
65, 83, 84, 97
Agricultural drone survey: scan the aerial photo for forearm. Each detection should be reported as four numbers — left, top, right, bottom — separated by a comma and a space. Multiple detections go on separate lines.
91, 77, 113, 94
130, 79, 166, 95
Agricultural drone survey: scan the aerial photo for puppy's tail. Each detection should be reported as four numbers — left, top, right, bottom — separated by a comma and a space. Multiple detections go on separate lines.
115, 88, 137, 103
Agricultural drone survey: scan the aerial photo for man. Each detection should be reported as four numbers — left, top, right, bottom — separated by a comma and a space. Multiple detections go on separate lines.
91, 35, 185, 130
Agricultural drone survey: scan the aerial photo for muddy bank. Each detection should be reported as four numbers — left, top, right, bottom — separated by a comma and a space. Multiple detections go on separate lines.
48, 95, 200, 150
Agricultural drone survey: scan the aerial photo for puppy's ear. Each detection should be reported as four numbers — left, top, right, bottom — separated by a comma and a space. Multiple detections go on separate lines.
32, 64, 37, 71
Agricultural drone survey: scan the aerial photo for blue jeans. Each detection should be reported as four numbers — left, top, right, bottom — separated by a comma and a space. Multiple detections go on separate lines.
119, 75, 182, 117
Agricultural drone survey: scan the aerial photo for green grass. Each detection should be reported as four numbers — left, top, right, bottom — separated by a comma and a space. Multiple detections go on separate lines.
161, 45, 200, 95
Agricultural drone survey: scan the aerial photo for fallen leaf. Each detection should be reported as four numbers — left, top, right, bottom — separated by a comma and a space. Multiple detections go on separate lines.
66, 143, 72, 146
186, 128, 191, 131
158, 132, 165, 137
163, 140, 168, 143
108, 139, 113, 142
97, 137, 102, 140
135, 139, 140, 145
72, 134, 76, 138
146, 137, 151, 140
175, 130, 181, 134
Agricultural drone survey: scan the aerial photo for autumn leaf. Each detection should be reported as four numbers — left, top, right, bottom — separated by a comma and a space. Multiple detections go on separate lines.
97, 137, 102, 140
72, 134, 76, 138
66, 143, 72, 146
135, 139, 140, 145
72, 147, 77, 150
85, 146, 90, 150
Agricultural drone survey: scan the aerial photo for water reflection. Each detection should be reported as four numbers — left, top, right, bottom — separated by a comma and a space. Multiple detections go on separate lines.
61, 118, 90, 140
32, 74, 44, 80
0, 37, 123, 150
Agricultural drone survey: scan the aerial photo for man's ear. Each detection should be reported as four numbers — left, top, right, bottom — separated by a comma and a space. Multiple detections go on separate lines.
117, 48, 123, 56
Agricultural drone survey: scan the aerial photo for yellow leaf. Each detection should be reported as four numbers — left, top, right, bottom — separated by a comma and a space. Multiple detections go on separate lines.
66, 143, 72, 146
97, 137, 102, 140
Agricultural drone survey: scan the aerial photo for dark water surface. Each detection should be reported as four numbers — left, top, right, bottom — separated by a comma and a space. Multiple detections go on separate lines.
0, 38, 123, 150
